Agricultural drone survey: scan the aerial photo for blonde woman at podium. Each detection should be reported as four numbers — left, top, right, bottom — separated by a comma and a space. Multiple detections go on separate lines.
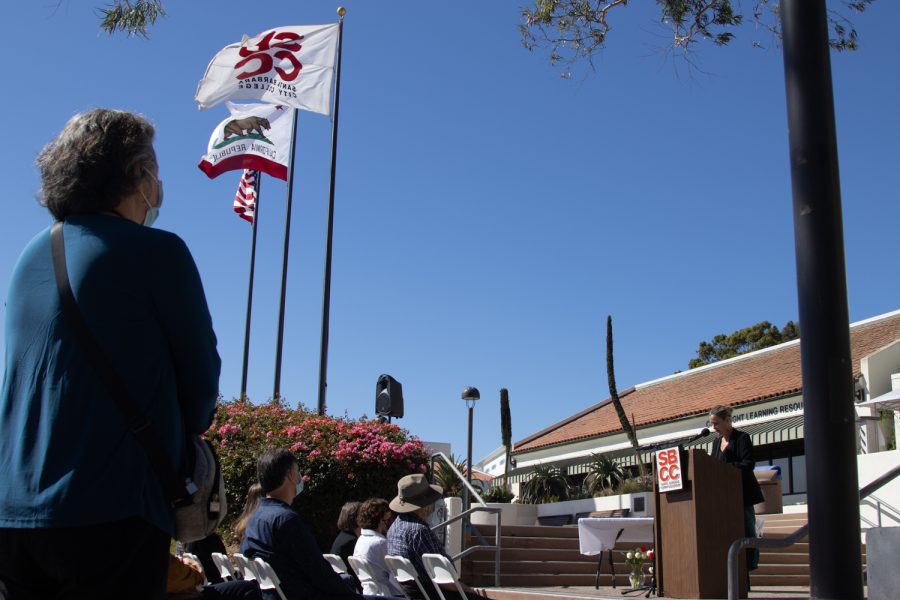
708, 405, 765, 572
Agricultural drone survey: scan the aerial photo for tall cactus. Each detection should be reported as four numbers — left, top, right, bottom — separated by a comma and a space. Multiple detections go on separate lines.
607, 315, 646, 477
500, 388, 512, 489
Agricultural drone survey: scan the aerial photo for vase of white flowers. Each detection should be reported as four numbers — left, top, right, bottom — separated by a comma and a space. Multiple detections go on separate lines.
623, 546, 654, 589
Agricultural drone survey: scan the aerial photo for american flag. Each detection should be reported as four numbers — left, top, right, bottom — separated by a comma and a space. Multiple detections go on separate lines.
233, 169, 258, 224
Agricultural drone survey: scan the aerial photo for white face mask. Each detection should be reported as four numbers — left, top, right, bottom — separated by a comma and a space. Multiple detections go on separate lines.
141, 197, 159, 227
140, 167, 164, 227
295, 475, 305, 496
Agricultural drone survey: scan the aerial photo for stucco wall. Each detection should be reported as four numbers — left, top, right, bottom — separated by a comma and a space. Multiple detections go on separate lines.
858, 449, 900, 530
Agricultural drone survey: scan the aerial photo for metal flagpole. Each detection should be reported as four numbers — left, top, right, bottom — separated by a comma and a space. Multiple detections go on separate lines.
780, 2, 863, 599
240, 171, 261, 400
316, 7, 346, 415
273, 111, 300, 400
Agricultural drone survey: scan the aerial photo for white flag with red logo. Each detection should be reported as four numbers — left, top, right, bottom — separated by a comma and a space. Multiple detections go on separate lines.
234, 170, 258, 224
198, 102, 294, 180
195, 24, 339, 115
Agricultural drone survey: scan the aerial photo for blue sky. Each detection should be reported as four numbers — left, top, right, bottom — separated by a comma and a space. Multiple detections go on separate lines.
2, 1, 898, 465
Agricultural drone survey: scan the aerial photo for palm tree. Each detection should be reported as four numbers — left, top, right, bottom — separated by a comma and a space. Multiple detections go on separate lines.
583, 454, 624, 495
520, 465, 571, 504
431, 454, 467, 498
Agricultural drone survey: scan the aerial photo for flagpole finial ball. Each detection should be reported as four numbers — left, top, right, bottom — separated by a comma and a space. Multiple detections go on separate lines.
337, 7, 346, 17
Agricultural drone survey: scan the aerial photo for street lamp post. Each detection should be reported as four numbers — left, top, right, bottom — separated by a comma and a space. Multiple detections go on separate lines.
461, 386, 480, 512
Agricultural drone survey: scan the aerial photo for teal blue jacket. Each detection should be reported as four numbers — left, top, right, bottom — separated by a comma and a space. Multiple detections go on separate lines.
0, 215, 220, 536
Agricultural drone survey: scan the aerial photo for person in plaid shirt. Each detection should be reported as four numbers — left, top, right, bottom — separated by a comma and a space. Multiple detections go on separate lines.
386, 475, 487, 600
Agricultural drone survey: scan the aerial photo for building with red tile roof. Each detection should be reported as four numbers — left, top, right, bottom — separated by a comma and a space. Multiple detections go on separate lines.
508, 310, 900, 504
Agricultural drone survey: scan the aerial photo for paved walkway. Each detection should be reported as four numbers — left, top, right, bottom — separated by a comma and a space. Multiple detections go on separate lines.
476, 585, 820, 600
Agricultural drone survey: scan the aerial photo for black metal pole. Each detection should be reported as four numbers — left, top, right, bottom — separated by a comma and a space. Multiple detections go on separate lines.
316, 12, 345, 416
465, 405, 474, 511
780, 2, 862, 599
273, 111, 300, 400
240, 171, 261, 400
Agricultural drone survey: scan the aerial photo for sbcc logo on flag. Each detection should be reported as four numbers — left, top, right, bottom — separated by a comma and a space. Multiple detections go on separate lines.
195, 24, 339, 115
235, 30, 304, 83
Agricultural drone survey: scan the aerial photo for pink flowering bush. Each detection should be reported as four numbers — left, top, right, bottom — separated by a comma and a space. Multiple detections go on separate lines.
205, 397, 429, 548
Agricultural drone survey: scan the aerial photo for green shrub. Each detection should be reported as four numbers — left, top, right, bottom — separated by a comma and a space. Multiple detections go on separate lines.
615, 475, 654, 494
482, 486, 515, 503
519, 465, 571, 504
583, 454, 624, 494
205, 397, 429, 549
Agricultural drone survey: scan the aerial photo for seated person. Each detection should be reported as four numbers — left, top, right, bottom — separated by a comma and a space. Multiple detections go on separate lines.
332, 501, 362, 592
353, 498, 403, 596
167, 553, 261, 599
240, 448, 393, 600
234, 482, 264, 541
385, 475, 485, 600
184, 532, 228, 585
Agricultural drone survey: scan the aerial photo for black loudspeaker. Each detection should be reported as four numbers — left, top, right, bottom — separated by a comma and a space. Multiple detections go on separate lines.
375, 374, 404, 418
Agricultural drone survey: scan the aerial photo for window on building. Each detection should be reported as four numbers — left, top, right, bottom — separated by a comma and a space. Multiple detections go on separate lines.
754, 439, 806, 496
791, 454, 807, 494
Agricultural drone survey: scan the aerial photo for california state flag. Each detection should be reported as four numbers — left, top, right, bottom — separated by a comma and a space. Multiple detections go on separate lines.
195, 24, 339, 115
198, 102, 294, 180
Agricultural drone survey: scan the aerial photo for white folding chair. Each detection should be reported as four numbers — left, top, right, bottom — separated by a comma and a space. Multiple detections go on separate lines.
232, 553, 260, 581
347, 555, 392, 596
253, 557, 288, 600
384, 555, 429, 600
422, 553, 469, 600
323, 553, 348, 574
181, 553, 208, 584
211, 552, 238, 581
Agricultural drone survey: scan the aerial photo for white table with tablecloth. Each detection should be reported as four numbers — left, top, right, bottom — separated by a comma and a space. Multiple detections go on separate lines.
577, 517, 655, 590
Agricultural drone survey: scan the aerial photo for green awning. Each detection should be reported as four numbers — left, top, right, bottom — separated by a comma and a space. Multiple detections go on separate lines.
684, 414, 805, 454
509, 414, 805, 482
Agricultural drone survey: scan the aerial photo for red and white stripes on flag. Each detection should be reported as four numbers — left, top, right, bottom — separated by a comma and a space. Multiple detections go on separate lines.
233, 170, 258, 224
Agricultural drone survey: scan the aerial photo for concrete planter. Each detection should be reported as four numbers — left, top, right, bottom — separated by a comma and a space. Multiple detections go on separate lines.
470, 502, 537, 527
470, 492, 655, 528
535, 492, 655, 519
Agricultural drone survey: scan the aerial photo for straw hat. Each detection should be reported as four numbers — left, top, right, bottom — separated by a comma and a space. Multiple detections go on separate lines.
389, 474, 444, 513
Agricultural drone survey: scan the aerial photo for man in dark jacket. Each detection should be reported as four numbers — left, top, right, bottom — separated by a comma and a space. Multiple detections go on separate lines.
240, 449, 392, 600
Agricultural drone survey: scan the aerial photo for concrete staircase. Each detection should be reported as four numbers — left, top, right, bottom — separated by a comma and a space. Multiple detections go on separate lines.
462, 512, 863, 589
752, 512, 811, 588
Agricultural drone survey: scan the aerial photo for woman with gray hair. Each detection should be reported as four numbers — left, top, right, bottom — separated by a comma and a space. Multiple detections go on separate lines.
0, 109, 220, 599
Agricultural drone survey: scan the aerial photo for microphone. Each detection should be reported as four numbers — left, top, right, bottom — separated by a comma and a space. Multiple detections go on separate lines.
685, 428, 711, 445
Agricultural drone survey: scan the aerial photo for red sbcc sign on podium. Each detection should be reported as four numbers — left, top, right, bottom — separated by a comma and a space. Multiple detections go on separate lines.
655, 446, 683, 492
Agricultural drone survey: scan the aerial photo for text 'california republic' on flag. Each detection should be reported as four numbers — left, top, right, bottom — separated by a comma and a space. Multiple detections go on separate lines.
234, 170, 258, 224
198, 102, 294, 180
195, 24, 338, 115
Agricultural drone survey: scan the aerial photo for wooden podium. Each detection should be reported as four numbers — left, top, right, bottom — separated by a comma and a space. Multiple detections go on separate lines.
654, 448, 748, 599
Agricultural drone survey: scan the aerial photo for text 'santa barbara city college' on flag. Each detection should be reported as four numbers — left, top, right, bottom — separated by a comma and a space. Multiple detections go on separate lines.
198, 102, 294, 180
195, 24, 338, 115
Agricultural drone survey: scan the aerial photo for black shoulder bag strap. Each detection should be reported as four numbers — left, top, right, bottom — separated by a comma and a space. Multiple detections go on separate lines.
50, 221, 189, 504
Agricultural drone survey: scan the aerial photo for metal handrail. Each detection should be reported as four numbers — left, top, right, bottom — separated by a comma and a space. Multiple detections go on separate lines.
727, 462, 900, 599
860, 495, 900, 528
428, 452, 501, 587
429, 452, 487, 506
431, 505, 503, 586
